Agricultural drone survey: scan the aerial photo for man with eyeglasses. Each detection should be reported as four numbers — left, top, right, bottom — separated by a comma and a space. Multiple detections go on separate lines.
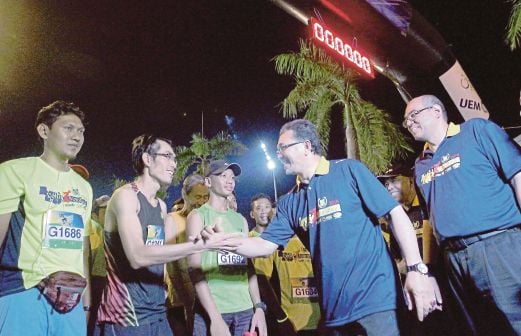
96, 135, 241, 336
203, 119, 439, 335
404, 94, 521, 335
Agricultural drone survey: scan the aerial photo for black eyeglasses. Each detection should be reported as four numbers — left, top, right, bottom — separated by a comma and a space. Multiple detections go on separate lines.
276, 140, 307, 154
402, 106, 434, 128
151, 152, 176, 161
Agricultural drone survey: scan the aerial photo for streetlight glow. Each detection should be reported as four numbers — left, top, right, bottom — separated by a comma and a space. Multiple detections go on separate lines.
267, 160, 276, 170
260, 141, 278, 203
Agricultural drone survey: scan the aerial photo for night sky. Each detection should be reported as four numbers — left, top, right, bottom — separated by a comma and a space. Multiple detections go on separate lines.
0, 1, 519, 215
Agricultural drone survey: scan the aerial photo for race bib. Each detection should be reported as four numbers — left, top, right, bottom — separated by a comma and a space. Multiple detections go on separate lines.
145, 225, 165, 246
291, 277, 319, 300
43, 210, 84, 249
217, 251, 247, 266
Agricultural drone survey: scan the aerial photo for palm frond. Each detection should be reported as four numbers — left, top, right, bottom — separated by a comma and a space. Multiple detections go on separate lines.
304, 91, 335, 153
274, 38, 411, 171
172, 132, 247, 184
112, 176, 129, 191
350, 101, 412, 173
506, 0, 521, 50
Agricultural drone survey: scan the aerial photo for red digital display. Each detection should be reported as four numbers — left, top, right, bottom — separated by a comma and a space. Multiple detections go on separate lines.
309, 17, 374, 79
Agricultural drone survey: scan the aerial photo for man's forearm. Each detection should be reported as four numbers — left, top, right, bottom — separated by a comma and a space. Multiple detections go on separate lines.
235, 237, 278, 258
388, 206, 422, 266
192, 273, 222, 321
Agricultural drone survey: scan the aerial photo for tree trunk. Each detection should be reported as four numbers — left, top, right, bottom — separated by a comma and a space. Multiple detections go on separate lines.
344, 106, 359, 159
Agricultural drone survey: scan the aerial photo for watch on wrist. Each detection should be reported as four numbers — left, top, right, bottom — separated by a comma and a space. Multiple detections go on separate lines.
406, 262, 429, 275
254, 301, 267, 312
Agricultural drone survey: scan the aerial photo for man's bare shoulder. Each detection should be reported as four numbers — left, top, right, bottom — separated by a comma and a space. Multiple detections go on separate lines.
108, 184, 140, 213
158, 198, 167, 214
105, 184, 139, 232
112, 184, 135, 200
186, 209, 202, 227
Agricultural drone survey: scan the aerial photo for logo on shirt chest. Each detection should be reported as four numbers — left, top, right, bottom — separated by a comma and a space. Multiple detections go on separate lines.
39, 186, 88, 208
420, 153, 461, 185
298, 198, 342, 230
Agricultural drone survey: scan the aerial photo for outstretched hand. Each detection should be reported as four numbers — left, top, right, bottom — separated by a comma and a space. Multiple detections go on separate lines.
189, 221, 242, 251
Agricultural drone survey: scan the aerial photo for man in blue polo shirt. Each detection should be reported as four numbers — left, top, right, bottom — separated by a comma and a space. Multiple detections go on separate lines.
208, 119, 439, 335
404, 94, 521, 335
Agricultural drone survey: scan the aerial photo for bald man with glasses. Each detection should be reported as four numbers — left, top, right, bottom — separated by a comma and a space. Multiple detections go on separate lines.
405, 94, 521, 335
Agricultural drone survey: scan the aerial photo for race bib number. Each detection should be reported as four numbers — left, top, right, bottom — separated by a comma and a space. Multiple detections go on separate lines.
217, 251, 247, 266
291, 277, 319, 300
43, 210, 84, 249
146, 225, 165, 246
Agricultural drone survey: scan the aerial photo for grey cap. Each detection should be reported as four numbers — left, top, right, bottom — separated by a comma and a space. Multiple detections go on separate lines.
206, 160, 242, 177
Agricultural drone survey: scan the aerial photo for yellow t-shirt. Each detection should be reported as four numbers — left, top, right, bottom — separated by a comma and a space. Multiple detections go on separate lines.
249, 230, 320, 331
0, 157, 92, 294
165, 211, 195, 309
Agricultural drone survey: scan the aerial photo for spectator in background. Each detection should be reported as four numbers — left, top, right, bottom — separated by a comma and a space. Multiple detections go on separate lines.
227, 190, 238, 212
88, 195, 110, 336
378, 164, 437, 277
166, 174, 209, 335
378, 164, 456, 336
249, 193, 320, 336
69, 163, 110, 336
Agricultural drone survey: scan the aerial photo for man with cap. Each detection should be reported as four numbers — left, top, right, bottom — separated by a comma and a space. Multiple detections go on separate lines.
379, 164, 457, 336
187, 160, 267, 336
378, 164, 437, 276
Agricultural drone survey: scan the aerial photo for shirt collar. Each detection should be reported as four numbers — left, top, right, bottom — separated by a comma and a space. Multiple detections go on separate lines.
295, 156, 330, 190
422, 122, 460, 152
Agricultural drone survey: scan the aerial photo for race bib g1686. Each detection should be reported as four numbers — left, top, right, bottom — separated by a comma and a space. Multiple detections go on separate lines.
43, 210, 84, 249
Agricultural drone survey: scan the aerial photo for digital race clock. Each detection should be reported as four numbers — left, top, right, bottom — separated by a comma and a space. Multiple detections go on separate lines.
309, 17, 374, 79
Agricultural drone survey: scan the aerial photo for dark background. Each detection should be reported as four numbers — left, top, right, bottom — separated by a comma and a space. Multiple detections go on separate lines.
0, 1, 519, 216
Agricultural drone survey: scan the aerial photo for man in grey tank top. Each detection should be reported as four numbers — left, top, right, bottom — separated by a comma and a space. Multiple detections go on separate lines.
97, 135, 242, 336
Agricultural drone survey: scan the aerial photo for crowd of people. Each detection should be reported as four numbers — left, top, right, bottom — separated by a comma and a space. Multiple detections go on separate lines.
0, 95, 520, 336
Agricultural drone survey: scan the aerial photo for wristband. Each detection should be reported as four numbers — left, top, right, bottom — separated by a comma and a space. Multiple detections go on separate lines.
83, 306, 91, 312
277, 315, 288, 323
253, 301, 267, 312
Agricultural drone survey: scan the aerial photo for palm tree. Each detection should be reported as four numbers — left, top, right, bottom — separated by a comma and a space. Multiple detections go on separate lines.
173, 131, 247, 184
273, 39, 411, 174
506, 0, 521, 50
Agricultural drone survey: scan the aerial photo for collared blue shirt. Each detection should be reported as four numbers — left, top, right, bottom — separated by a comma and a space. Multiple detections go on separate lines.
415, 119, 521, 241
261, 157, 399, 327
